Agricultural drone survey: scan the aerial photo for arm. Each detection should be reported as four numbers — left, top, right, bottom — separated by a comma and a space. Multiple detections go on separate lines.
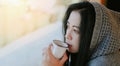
87, 53, 120, 66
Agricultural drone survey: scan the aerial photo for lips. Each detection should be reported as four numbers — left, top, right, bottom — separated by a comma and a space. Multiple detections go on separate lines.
66, 42, 72, 48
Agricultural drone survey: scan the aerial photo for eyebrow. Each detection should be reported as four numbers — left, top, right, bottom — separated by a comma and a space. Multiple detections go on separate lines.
67, 21, 80, 29
73, 25, 80, 29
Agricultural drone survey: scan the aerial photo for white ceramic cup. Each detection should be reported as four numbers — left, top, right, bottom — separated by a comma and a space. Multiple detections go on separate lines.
51, 40, 68, 59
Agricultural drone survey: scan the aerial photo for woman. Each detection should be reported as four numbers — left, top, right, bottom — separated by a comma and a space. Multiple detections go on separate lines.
42, 1, 120, 66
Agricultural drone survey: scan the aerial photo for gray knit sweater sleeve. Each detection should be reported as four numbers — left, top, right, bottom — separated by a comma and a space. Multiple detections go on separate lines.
87, 52, 120, 66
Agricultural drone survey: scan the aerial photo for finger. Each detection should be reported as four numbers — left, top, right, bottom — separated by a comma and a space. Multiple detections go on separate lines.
42, 44, 52, 56
42, 44, 54, 64
47, 44, 59, 61
47, 44, 54, 57
60, 52, 68, 65
42, 47, 48, 56
49, 43, 53, 48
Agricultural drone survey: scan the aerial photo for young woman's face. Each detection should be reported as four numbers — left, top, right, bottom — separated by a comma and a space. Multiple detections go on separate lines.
65, 11, 81, 53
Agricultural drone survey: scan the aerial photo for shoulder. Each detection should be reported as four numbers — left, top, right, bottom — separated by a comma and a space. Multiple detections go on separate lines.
87, 52, 120, 66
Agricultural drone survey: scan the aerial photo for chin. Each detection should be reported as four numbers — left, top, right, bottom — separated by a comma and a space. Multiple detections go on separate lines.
68, 50, 78, 53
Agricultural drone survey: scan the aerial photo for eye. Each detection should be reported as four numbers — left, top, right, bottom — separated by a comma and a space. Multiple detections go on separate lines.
73, 29, 80, 34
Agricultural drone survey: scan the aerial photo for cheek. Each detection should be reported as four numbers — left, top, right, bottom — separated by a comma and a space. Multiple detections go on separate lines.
73, 35, 80, 51
73, 34, 80, 45
75, 38, 80, 50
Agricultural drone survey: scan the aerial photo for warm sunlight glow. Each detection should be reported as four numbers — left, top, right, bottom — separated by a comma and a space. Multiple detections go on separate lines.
0, 0, 80, 48
1, 0, 23, 6
0, 0, 56, 47
27, 0, 56, 12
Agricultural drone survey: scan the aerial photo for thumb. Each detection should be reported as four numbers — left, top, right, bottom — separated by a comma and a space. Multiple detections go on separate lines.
60, 52, 68, 65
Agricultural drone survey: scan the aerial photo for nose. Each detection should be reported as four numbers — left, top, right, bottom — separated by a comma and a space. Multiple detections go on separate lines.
65, 30, 72, 40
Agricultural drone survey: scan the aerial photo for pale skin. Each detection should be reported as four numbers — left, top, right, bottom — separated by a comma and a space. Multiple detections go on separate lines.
42, 44, 68, 66
42, 11, 81, 66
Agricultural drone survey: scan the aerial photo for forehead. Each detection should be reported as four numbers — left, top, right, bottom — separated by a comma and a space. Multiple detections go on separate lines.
68, 11, 81, 26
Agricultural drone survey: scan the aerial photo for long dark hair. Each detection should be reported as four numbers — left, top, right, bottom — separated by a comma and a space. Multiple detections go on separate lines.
62, 1, 95, 66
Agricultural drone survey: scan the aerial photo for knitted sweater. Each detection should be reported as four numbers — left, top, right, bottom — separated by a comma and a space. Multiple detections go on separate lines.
87, 2, 120, 66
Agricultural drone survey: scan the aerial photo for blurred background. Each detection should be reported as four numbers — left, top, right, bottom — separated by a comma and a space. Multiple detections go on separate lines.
0, 0, 119, 66
1, 0, 111, 66
0, 0, 100, 48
